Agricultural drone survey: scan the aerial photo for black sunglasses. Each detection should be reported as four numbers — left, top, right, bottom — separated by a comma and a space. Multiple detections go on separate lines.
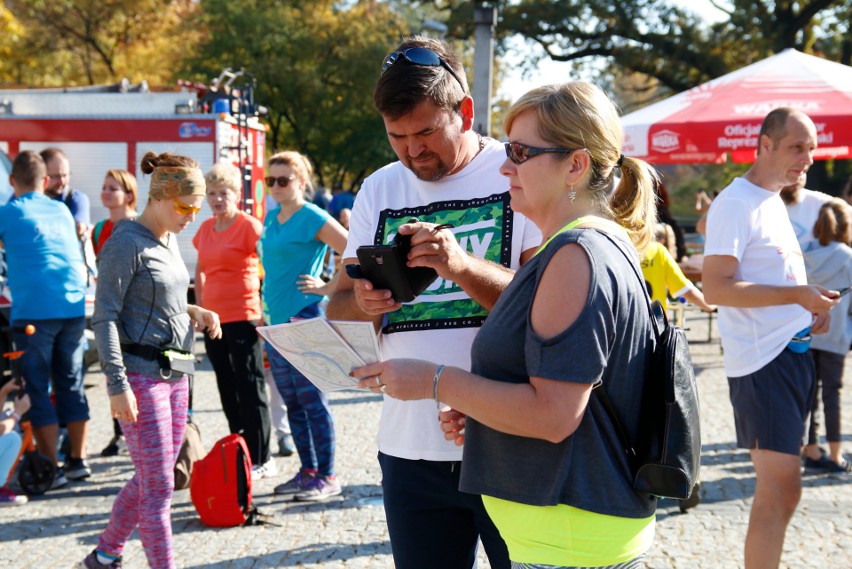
382, 47, 465, 92
504, 142, 580, 165
265, 176, 296, 188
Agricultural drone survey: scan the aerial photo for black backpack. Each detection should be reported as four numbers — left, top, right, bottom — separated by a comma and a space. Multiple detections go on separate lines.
596, 232, 702, 501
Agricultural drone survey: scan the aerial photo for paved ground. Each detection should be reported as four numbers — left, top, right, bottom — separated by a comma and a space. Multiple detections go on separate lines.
2, 310, 851, 568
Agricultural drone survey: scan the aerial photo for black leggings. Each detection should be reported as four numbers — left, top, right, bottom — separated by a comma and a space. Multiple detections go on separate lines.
204, 321, 271, 465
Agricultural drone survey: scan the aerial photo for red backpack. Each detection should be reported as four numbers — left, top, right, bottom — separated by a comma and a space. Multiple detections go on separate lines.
190, 434, 253, 527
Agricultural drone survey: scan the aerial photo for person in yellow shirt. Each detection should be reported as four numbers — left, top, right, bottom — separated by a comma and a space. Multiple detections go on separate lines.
642, 224, 716, 313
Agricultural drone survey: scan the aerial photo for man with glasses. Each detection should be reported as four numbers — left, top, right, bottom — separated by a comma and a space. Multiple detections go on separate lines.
327, 36, 539, 569
1, 151, 90, 489
40, 147, 91, 239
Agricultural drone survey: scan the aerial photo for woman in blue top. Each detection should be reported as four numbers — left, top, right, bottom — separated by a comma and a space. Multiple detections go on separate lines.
260, 150, 348, 502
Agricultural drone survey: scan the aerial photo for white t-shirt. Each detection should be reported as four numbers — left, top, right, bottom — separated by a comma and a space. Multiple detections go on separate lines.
785, 188, 832, 252
704, 177, 811, 377
345, 140, 541, 461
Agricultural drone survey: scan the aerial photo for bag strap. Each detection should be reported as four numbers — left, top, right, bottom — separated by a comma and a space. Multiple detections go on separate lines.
589, 230, 667, 465
92, 219, 107, 248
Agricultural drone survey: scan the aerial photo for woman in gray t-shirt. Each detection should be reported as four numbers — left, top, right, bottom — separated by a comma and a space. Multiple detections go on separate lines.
353, 82, 660, 567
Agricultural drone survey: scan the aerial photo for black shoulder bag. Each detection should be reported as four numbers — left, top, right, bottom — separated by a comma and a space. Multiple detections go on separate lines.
596, 232, 702, 501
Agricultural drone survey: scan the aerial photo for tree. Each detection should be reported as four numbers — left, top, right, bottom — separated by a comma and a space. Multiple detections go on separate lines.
5, 0, 198, 86
183, 0, 408, 189
0, 6, 25, 83
426, 0, 849, 92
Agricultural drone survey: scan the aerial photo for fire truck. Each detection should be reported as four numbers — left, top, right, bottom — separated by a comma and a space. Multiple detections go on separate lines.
0, 71, 269, 375
0, 69, 269, 276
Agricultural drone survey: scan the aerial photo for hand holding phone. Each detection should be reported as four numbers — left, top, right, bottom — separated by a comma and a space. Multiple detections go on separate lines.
353, 232, 439, 302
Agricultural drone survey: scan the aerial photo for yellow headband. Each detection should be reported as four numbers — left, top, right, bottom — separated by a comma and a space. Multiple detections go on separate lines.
149, 166, 206, 199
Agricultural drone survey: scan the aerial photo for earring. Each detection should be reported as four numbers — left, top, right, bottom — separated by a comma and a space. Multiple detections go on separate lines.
568, 185, 576, 203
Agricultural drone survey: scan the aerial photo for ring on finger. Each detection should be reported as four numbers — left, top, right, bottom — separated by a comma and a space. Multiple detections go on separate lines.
374, 376, 382, 387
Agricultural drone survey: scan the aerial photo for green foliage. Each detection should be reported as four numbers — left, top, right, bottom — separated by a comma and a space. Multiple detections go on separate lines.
183, 0, 407, 190
4, 0, 195, 86
438, 0, 851, 91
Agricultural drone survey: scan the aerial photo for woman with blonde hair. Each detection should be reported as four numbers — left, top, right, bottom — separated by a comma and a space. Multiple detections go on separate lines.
85, 151, 220, 569
354, 82, 660, 567
802, 198, 852, 473
260, 150, 348, 502
193, 162, 273, 479
94, 169, 138, 457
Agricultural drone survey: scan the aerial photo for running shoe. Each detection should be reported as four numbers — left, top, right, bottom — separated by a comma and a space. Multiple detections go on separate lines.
251, 458, 278, 481
273, 470, 315, 495
81, 549, 123, 568
0, 486, 28, 506
64, 458, 92, 480
293, 475, 342, 502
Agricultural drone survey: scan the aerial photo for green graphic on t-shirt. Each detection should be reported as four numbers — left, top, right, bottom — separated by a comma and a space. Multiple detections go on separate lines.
380, 194, 513, 333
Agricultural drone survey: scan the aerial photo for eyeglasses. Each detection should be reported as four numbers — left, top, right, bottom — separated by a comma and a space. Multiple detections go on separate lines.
382, 47, 465, 92
265, 176, 296, 188
171, 199, 202, 216
504, 142, 580, 165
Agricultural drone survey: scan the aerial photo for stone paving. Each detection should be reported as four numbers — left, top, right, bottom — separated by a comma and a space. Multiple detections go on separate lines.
2, 310, 851, 568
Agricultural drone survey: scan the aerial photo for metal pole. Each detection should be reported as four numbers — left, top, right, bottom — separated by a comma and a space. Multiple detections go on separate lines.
473, 5, 497, 136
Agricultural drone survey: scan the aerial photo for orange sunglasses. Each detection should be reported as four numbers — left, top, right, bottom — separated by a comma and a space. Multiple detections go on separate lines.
171, 198, 203, 216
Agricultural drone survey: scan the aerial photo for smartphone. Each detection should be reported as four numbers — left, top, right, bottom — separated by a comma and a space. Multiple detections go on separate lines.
356, 244, 412, 300
354, 233, 438, 302
837, 286, 852, 297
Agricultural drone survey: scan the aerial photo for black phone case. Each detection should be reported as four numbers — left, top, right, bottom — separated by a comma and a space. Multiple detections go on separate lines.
355, 233, 438, 302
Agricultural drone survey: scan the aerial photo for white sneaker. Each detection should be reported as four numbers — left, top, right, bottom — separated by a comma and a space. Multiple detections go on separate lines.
251, 458, 278, 481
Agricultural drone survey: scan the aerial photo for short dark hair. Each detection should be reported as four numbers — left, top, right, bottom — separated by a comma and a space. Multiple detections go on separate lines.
374, 35, 468, 121
757, 108, 797, 154
39, 146, 67, 165
11, 151, 46, 190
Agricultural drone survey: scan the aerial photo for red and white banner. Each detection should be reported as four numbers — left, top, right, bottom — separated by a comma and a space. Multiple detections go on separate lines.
620, 49, 852, 164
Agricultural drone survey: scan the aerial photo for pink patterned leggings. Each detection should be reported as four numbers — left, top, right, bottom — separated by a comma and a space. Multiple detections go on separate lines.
98, 373, 188, 569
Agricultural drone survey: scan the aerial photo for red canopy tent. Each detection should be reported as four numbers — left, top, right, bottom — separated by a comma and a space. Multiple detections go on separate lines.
620, 49, 852, 164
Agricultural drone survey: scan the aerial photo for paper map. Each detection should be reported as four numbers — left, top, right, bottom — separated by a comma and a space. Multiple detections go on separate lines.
257, 318, 381, 392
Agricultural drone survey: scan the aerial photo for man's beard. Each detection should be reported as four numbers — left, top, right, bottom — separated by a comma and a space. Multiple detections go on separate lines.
407, 155, 450, 182
44, 185, 63, 198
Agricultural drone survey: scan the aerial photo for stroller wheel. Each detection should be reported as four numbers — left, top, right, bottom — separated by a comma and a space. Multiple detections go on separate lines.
18, 451, 56, 495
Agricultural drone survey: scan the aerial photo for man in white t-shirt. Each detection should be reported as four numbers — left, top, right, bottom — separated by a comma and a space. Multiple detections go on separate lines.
327, 37, 539, 569
780, 173, 833, 252
703, 108, 840, 569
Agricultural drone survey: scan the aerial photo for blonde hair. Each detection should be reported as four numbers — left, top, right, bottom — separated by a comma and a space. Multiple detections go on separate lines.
268, 150, 314, 194
813, 198, 851, 246
504, 82, 658, 251
205, 162, 241, 194
105, 169, 138, 211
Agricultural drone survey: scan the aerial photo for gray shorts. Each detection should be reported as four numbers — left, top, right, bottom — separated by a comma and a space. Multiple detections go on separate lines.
727, 348, 816, 455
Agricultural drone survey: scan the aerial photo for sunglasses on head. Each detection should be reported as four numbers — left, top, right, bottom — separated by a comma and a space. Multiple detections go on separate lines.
504, 142, 581, 165
265, 176, 296, 188
382, 47, 465, 92
171, 199, 202, 216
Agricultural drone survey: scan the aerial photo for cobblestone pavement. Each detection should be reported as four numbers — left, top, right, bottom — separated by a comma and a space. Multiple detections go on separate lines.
2, 311, 850, 568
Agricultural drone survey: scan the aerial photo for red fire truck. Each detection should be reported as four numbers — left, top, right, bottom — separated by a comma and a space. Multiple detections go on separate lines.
0, 69, 269, 276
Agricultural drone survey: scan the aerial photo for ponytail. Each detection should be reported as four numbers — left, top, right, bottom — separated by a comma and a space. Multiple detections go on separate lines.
609, 156, 658, 253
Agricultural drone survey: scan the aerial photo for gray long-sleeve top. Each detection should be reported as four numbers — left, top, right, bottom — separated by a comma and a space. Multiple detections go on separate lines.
92, 219, 193, 395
